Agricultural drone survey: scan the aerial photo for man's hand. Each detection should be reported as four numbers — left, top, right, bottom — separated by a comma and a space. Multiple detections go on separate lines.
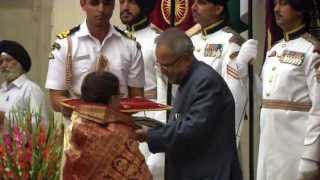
237, 39, 258, 64
49, 89, 69, 112
298, 158, 320, 180
128, 87, 144, 98
135, 125, 149, 142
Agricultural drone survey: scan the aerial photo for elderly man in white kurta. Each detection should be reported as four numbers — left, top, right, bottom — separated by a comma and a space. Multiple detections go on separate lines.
257, 0, 320, 180
0, 40, 47, 124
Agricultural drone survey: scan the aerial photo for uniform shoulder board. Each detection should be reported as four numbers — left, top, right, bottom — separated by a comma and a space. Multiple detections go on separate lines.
302, 33, 320, 54
51, 42, 61, 51
185, 24, 201, 37
114, 26, 141, 49
56, 25, 80, 39
114, 26, 136, 40
222, 26, 245, 46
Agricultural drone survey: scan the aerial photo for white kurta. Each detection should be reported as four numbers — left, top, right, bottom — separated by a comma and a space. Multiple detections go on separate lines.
257, 33, 320, 180
0, 74, 47, 121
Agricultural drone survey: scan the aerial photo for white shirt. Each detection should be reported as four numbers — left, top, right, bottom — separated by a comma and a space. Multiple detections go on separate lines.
0, 74, 47, 120
46, 21, 145, 98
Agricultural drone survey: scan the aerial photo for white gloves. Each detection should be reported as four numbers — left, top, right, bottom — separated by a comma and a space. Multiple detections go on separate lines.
237, 39, 258, 64
298, 158, 320, 180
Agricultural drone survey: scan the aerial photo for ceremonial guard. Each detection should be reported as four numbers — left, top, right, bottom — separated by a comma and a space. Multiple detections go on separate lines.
257, 0, 320, 179
191, 0, 257, 144
120, 0, 157, 99
46, 0, 145, 112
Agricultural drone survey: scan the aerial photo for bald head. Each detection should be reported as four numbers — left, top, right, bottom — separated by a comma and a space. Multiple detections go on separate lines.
155, 28, 194, 59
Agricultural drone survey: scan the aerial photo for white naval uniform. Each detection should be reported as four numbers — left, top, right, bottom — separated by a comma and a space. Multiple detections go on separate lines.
45, 21, 145, 98
257, 27, 320, 180
0, 74, 47, 121
46, 22, 145, 175
191, 21, 248, 144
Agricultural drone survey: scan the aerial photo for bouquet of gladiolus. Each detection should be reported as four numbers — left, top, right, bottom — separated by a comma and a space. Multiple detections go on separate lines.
0, 107, 64, 179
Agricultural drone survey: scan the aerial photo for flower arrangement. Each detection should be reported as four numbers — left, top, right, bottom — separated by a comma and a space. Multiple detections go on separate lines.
0, 106, 64, 179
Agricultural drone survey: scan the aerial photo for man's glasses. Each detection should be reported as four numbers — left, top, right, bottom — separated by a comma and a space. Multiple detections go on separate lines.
89, 0, 114, 6
155, 56, 183, 70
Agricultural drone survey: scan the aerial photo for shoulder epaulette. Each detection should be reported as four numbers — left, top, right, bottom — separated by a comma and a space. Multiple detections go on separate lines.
56, 25, 80, 39
222, 26, 245, 46
114, 26, 136, 40
114, 26, 141, 49
186, 24, 201, 37
302, 33, 320, 54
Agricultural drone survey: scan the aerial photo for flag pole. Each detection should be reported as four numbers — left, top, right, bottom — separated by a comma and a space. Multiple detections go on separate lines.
248, 0, 254, 179
165, 2, 176, 180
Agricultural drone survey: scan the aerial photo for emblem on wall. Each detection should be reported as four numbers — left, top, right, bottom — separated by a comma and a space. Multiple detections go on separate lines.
150, 0, 195, 31
161, 0, 189, 26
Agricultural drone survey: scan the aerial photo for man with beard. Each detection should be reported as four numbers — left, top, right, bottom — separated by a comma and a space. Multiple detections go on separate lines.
119, 1, 167, 179
136, 28, 242, 180
0, 40, 47, 125
191, 0, 258, 146
257, 0, 320, 180
46, 0, 145, 112
120, 0, 157, 100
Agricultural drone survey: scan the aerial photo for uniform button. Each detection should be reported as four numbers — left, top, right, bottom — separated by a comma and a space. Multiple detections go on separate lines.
196, 48, 201, 52
272, 67, 276, 71
269, 79, 272, 83
266, 93, 270, 97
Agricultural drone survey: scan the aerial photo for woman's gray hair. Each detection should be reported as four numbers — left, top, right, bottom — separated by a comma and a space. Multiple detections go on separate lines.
155, 27, 194, 58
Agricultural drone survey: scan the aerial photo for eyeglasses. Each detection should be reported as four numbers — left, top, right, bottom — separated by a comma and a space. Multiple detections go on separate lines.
89, 0, 114, 6
155, 56, 183, 70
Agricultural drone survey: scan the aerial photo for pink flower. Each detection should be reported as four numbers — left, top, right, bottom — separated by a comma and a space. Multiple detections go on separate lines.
14, 127, 23, 149
3, 135, 13, 153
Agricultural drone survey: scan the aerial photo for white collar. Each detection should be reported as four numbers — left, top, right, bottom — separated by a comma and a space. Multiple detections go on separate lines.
77, 20, 122, 39
1, 74, 27, 90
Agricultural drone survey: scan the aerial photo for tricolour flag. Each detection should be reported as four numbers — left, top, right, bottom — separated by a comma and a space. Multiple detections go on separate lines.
228, 0, 247, 33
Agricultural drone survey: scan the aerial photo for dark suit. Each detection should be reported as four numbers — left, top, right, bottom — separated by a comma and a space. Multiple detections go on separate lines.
147, 59, 242, 180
